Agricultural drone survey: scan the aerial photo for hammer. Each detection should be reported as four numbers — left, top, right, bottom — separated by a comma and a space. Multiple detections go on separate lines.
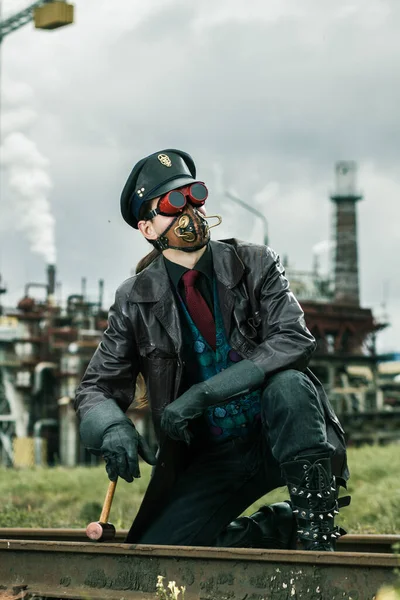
86, 479, 117, 541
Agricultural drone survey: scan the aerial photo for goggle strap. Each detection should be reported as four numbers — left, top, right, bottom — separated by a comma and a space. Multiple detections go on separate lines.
143, 208, 160, 221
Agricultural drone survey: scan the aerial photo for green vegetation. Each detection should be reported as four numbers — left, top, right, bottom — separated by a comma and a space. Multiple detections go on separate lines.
0, 443, 399, 533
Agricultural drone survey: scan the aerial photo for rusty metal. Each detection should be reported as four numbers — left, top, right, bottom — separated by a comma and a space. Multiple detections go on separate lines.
303, 300, 381, 355
0, 536, 399, 600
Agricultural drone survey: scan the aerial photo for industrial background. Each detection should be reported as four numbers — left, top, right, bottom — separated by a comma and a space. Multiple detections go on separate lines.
0, 1, 399, 467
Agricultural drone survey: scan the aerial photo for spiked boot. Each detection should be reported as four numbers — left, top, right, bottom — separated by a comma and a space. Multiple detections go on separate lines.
281, 453, 342, 551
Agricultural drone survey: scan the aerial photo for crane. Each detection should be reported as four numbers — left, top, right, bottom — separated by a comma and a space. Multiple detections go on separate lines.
0, 0, 74, 44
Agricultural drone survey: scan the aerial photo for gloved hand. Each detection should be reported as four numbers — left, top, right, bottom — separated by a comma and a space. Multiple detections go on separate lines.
101, 420, 157, 483
160, 384, 208, 444
161, 359, 264, 444
79, 398, 157, 483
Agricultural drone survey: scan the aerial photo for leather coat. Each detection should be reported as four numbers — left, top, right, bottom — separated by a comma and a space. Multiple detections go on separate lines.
75, 239, 349, 541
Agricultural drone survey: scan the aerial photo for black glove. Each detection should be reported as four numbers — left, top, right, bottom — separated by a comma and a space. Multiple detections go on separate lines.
79, 398, 157, 483
161, 359, 264, 444
101, 420, 156, 482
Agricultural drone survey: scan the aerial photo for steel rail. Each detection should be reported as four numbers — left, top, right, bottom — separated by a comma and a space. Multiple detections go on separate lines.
0, 528, 399, 553
0, 537, 399, 600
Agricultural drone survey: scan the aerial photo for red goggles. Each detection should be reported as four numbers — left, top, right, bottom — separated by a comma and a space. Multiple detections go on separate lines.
143, 182, 208, 220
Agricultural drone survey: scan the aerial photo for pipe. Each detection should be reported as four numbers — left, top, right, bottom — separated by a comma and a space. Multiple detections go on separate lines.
24, 282, 47, 298
32, 362, 57, 395
33, 418, 57, 466
225, 192, 269, 246
66, 294, 84, 310
98, 279, 104, 309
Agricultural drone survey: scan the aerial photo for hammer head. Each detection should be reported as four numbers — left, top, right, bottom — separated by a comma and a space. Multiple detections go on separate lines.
86, 521, 116, 542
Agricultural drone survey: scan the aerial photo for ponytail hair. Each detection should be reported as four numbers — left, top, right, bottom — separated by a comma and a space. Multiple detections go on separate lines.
135, 199, 162, 274
135, 248, 161, 274
134, 372, 148, 409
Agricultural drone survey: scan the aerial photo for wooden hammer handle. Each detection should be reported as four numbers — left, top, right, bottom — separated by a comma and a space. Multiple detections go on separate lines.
99, 479, 117, 523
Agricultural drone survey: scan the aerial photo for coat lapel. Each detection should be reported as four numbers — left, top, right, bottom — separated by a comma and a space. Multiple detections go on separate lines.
129, 255, 182, 353
152, 290, 182, 353
210, 240, 245, 337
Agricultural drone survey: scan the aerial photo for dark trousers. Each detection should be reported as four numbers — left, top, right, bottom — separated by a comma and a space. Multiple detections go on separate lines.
138, 369, 334, 546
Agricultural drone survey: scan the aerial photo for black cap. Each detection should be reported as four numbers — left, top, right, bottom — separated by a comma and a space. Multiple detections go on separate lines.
120, 149, 198, 229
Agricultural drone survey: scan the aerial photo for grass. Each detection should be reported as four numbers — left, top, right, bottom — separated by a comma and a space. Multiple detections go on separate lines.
0, 443, 399, 533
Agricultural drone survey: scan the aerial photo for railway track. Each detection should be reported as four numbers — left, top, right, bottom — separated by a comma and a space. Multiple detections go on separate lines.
0, 530, 399, 600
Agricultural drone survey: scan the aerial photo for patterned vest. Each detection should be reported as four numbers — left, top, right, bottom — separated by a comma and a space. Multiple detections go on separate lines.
179, 278, 261, 442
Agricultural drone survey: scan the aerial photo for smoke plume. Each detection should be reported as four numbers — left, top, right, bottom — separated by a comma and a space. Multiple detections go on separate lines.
0, 79, 56, 264
312, 240, 336, 254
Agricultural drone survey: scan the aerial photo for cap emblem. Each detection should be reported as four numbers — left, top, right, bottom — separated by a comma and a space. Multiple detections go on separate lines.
158, 154, 172, 167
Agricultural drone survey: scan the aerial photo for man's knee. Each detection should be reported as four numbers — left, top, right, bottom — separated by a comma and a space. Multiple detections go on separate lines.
262, 370, 317, 409
264, 369, 311, 393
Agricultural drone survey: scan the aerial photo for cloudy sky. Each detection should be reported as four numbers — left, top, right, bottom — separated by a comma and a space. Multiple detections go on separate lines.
0, 0, 399, 352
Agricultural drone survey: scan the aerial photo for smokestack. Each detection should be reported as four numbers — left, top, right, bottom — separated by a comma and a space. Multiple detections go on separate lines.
330, 161, 363, 306
0, 274, 7, 316
98, 279, 104, 309
81, 277, 87, 300
47, 264, 56, 297
0, 274, 6, 296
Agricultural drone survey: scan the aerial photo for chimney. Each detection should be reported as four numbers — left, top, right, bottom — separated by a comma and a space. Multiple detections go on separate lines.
81, 277, 87, 300
98, 279, 104, 309
47, 264, 56, 298
330, 161, 363, 306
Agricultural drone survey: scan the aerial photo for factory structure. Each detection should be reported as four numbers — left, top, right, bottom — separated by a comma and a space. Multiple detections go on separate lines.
0, 270, 109, 466
0, 161, 399, 467
285, 162, 400, 444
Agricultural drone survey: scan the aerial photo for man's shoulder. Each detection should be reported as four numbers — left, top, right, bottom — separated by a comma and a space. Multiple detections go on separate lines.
114, 267, 155, 296
114, 274, 138, 304
114, 252, 166, 305
214, 238, 277, 261
216, 237, 261, 250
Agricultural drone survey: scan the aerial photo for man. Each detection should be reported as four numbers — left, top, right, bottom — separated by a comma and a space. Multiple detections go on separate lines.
75, 149, 349, 550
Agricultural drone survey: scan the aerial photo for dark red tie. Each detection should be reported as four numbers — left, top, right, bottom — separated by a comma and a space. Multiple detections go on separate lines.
181, 270, 216, 350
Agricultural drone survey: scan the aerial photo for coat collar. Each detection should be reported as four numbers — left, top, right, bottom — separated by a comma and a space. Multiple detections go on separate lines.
129, 240, 245, 303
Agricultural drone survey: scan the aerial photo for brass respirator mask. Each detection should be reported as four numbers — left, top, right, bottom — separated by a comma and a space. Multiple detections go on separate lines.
143, 183, 222, 252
